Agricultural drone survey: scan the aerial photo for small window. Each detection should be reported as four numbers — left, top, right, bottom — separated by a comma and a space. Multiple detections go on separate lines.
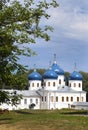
79, 83, 81, 87
62, 97, 64, 102
32, 83, 34, 87
37, 83, 39, 87
66, 97, 69, 102
71, 97, 73, 102
30, 99, 33, 104
36, 99, 38, 104
56, 96, 58, 102
74, 83, 76, 87
59, 79, 61, 84
53, 82, 55, 86
42, 97, 43, 102
24, 99, 27, 104
77, 97, 79, 102
45, 96, 47, 102
48, 82, 50, 86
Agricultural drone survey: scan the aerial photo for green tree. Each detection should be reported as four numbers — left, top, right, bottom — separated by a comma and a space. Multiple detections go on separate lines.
0, 0, 58, 105
0, 0, 59, 87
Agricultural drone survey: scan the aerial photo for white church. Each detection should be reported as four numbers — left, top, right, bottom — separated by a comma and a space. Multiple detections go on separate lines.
1, 54, 87, 110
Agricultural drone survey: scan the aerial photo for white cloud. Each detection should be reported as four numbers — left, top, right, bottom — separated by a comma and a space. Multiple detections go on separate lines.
45, 1, 88, 42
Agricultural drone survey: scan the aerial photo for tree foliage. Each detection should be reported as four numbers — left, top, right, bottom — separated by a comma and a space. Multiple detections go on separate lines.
0, 0, 58, 87
0, 0, 58, 105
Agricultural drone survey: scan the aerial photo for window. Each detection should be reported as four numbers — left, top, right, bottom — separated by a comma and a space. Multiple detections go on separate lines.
32, 83, 34, 87
56, 96, 58, 102
24, 99, 27, 104
71, 97, 73, 102
77, 97, 79, 102
45, 96, 47, 102
53, 82, 55, 87
42, 97, 43, 102
59, 79, 61, 84
62, 97, 64, 102
66, 97, 69, 102
36, 99, 38, 104
30, 99, 33, 104
37, 83, 39, 87
48, 82, 50, 86
79, 83, 81, 87
74, 83, 76, 87
50, 96, 54, 102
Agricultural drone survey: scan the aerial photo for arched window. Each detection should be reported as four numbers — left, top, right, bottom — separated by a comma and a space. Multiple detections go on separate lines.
36, 99, 38, 104
30, 99, 33, 104
48, 82, 50, 86
79, 83, 81, 87
24, 99, 27, 104
59, 79, 61, 84
66, 97, 69, 102
71, 97, 73, 102
53, 82, 55, 86
77, 97, 79, 102
32, 83, 34, 87
74, 83, 76, 87
37, 83, 39, 87
56, 96, 58, 102
62, 97, 64, 102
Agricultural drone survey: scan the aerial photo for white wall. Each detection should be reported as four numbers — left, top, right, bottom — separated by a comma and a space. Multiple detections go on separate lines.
28, 80, 42, 90
69, 80, 82, 91
43, 79, 58, 91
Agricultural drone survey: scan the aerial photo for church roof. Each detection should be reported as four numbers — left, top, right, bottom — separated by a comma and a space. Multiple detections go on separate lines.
69, 71, 83, 80
51, 63, 64, 75
28, 71, 42, 81
43, 68, 58, 79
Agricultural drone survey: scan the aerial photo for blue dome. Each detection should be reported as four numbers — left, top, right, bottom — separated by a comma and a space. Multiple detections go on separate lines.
43, 69, 58, 79
28, 71, 42, 80
69, 71, 83, 80
51, 63, 64, 75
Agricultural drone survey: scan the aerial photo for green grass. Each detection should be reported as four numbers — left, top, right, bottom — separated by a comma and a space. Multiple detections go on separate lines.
0, 109, 88, 130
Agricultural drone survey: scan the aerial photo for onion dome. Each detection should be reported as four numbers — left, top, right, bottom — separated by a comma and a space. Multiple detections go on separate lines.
52, 63, 64, 75
69, 71, 83, 80
43, 68, 58, 79
51, 54, 64, 75
28, 69, 42, 81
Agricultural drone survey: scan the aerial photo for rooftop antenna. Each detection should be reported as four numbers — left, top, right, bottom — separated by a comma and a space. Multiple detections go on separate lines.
34, 64, 36, 72
54, 53, 56, 64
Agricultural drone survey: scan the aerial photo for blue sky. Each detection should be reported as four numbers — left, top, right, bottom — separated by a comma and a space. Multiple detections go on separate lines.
19, 0, 88, 72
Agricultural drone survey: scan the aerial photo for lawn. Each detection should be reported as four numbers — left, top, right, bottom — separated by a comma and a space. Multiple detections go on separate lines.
0, 109, 88, 130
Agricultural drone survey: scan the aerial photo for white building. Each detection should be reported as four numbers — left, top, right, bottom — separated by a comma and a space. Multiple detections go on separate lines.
1, 55, 87, 110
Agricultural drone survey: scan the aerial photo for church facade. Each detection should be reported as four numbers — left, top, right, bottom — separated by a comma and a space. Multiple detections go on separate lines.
1, 55, 87, 110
